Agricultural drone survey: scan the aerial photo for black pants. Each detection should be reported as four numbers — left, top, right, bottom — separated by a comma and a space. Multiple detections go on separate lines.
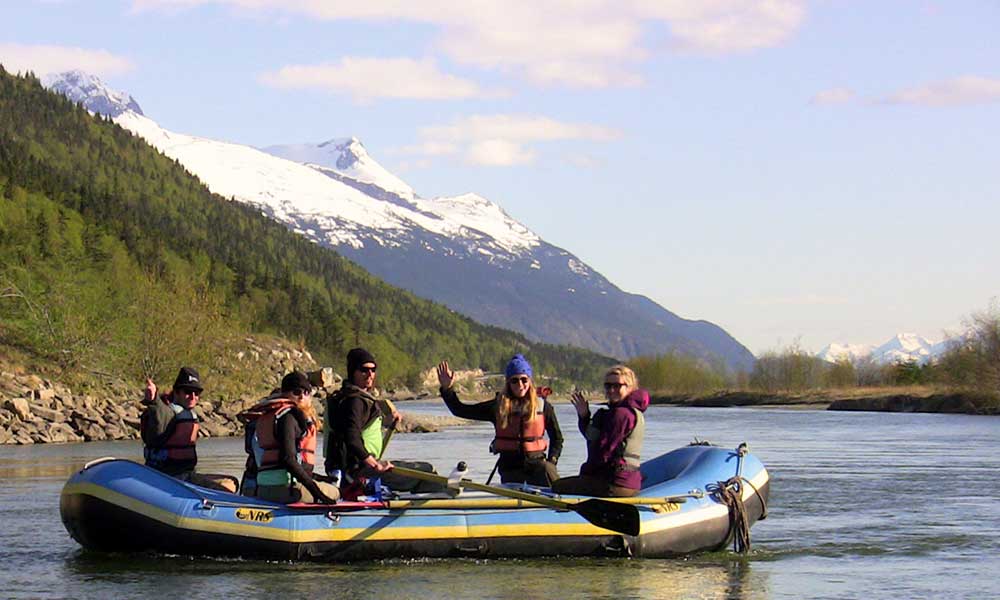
499, 457, 558, 487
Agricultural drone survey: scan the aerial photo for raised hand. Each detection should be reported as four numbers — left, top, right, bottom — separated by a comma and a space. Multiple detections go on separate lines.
436, 360, 454, 390
570, 390, 590, 418
143, 378, 157, 404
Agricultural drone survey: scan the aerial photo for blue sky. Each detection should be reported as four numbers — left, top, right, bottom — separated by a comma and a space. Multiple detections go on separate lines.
3, 0, 999, 354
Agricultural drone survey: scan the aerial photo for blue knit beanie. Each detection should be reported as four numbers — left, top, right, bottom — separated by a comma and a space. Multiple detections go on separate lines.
505, 354, 533, 378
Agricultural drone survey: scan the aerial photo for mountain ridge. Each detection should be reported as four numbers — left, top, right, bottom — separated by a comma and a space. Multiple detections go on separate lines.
0, 69, 614, 386
43, 70, 756, 372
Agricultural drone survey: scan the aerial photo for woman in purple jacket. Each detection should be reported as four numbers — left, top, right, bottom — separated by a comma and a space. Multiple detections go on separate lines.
551, 365, 648, 497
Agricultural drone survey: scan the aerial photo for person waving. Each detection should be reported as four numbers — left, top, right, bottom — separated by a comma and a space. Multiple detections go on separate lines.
437, 355, 562, 487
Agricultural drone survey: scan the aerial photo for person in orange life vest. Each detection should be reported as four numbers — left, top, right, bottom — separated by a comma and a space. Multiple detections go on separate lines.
437, 355, 562, 486
240, 371, 339, 504
551, 365, 649, 498
140, 367, 238, 492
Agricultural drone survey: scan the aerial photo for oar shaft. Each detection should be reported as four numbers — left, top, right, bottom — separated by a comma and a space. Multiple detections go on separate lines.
391, 466, 641, 536
391, 466, 574, 511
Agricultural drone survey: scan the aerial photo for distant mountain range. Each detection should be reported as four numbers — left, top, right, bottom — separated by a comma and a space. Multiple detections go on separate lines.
817, 333, 956, 365
45, 70, 756, 372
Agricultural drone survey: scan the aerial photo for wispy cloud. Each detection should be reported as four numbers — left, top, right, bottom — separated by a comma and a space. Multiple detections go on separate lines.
132, 0, 807, 89
563, 154, 601, 168
394, 114, 622, 167
0, 42, 133, 77
420, 115, 622, 143
259, 57, 500, 102
466, 140, 537, 166
810, 87, 856, 106
757, 294, 852, 307
882, 75, 1000, 107
635, 0, 806, 54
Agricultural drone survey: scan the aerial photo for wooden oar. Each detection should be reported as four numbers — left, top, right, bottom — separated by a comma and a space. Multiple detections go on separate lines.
391, 465, 641, 536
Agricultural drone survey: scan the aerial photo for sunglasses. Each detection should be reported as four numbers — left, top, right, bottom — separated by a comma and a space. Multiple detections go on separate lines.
604, 382, 628, 391
357, 366, 377, 374
509, 376, 530, 385
290, 388, 312, 397
178, 387, 201, 396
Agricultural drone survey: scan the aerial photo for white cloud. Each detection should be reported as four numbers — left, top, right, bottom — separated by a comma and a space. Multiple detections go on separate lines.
811, 87, 856, 105
131, 0, 807, 89
0, 42, 133, 77
390, 141, 460, 157
259, 57, 499, 102
758, 294, 851, 306
396, 114, 621, 167
883, 76, 1000, 107
636, 0, 806, 54
420, 114, 622, 143
466, 139, 536, 166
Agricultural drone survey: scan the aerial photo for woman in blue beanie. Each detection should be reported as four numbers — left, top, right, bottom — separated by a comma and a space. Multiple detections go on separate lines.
437, 355, 563, 486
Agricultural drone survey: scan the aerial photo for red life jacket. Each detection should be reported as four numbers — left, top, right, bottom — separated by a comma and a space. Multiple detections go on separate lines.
492, 397, 548, 454
247, 400, 317, 470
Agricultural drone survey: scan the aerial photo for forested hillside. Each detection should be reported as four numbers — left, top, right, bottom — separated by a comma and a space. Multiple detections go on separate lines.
0, 68, 612, 388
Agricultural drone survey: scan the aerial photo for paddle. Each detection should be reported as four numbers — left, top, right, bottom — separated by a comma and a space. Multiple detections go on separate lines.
391, 465, 641, 536
378, 417, 397, 460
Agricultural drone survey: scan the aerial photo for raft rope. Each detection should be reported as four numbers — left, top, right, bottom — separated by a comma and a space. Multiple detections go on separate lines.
707, 475, 768, 554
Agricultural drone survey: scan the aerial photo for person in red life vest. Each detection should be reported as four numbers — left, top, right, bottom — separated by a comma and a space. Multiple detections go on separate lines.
551, 365, 649, 498
436, 354, 562, 486
238, 371, 339, 504
140, 367, 238, 492
324, 348, 400, 499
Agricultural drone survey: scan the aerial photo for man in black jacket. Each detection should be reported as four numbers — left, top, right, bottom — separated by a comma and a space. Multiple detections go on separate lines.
324, 348, 398, 496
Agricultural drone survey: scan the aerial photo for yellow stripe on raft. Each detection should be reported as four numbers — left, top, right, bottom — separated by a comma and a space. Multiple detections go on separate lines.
62, 483, 620, 543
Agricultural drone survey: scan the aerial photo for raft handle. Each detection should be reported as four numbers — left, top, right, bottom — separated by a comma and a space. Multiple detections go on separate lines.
455, 541, 486, 555
325, 512, 341, 525
601, 536, 632, 557
198, 499, 216, 511
82, 457, 119, 471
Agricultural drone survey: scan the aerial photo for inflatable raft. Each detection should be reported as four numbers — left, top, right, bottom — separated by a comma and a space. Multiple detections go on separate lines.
60, 443, 769, 561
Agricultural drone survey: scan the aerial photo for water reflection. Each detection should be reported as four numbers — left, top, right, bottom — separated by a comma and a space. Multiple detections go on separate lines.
62, 553, 769, 600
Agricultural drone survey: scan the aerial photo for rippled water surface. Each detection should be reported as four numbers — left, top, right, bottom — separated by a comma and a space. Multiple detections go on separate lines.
2, 403, 997, 599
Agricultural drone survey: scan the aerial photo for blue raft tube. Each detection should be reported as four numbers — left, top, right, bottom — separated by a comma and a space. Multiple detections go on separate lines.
60, 442, 769, 561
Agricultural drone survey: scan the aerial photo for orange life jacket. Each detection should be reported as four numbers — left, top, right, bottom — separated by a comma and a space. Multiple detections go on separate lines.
144, 403, 198, 471
247, 400, 317, 470
492, 397, 548, 454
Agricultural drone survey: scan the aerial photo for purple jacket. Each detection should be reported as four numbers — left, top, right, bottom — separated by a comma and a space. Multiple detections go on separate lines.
578, 388, 649, 490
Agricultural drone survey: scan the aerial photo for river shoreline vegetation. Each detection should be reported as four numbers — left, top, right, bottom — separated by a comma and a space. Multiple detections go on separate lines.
627, 302, 1000, 415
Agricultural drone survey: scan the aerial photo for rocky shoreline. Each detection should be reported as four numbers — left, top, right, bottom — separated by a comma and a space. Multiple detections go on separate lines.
0, 360, 471, 446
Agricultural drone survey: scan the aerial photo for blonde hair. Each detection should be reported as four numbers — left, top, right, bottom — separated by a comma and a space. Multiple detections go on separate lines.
292, 394, 320, 429
497, 378, 539, 429
605, 365, 638, 388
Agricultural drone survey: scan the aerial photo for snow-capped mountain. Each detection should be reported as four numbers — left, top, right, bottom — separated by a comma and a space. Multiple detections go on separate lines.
43, 70, 142, 117
818, 333, 955, 365
44, 71, 756, 372
263, 138, 415, 200
816, 342, 876, 364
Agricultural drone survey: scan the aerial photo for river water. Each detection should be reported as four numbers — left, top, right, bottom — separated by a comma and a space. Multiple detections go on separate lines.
1, 402, 996, 599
